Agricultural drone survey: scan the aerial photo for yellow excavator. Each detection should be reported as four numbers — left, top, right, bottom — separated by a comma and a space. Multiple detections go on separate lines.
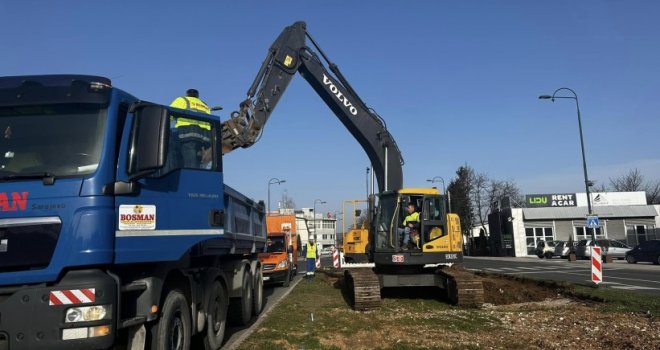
341, 200, 369, 263
222, 21, 484, 310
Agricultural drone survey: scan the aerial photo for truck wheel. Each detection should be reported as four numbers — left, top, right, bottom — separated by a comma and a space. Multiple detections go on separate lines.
282, 266, 291, 287
228, 269, 253, 326
544, 252, 553, 259
252, 268, 264, 316
626, 255, 636, 264
150, 289, 191, 350
655, 255, 660, 265
202, 281, 227, 350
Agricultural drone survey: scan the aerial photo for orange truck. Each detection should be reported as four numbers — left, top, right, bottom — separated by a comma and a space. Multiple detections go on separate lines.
259, 215, 298, 286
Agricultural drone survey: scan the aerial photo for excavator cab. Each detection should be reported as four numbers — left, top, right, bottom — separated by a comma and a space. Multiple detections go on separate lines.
371, 188, 462, 266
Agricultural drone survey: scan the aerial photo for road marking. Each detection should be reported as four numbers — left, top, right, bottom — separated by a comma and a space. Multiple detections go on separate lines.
484, 268, 504, 272
501, 270, 568, 275
556, 270, 660, 285
599, 281, 657, 290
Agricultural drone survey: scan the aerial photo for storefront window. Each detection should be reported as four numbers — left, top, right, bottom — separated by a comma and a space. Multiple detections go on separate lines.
574, 226, 604, 241
525, 227, 554, 255
625, 225, 658, 246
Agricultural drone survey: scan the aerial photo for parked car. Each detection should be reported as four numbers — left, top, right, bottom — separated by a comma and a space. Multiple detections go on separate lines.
535, 240, 563, 259
605, 240, 632, 259
625, 240, 660, 265
575, 239, 632, 260
553, 241, 577, 258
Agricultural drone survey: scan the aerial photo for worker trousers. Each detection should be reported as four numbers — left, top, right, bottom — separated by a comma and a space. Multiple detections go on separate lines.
306, 257, 316, 275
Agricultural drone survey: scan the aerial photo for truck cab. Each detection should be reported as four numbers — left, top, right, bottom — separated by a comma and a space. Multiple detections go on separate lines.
0, 75, 266, 350
259, 232, 297, 286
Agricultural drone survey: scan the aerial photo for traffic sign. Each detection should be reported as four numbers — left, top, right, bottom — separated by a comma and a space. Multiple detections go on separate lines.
587, 215, 600, 228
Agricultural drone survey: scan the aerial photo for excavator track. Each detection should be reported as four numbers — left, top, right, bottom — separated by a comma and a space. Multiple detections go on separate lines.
344, 268, 381, 311
437, 265, 484, 308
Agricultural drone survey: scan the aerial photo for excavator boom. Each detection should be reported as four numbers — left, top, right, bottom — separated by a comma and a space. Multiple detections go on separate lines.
221, 21, 403, 193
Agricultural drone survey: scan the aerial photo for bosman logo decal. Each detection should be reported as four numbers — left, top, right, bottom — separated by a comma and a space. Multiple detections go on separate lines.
118, 204, 156, 230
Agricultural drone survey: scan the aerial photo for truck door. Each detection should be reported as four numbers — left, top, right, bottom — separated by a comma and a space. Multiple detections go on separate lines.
113, 106, 225, 263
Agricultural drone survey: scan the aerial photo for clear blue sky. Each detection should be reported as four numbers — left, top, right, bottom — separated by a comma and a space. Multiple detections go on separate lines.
2, 1, 659, 216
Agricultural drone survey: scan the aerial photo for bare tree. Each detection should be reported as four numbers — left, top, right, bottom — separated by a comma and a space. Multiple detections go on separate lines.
488, 179, 525, 209
280, 190, 296, 209
609, 168, 660, 204
470, 171, 489, 237
591, 182, 608, 193
646, 180, 660, 204
610, 168, 645, 191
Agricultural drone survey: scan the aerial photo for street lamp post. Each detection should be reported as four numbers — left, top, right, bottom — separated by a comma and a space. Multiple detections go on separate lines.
426, 176, 451, 212
333, 210, 341, 247
313, 199, 326, 241
539, 88, 595, 242
267, 178, 286, 214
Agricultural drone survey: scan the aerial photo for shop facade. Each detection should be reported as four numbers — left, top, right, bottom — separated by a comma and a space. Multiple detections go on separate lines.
488, 191, 659, 257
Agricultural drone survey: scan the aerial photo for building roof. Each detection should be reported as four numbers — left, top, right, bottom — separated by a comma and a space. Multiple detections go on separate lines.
523, 205, 658, 220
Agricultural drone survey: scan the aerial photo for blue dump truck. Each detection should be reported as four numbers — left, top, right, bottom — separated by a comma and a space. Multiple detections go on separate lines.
0, 75, 266, 350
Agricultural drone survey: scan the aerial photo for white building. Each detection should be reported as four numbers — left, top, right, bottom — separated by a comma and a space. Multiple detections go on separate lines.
295, 208, 337, 248
488, 191, 659, 257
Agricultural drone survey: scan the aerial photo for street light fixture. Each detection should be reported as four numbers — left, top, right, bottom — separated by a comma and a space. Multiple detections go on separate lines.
426, 176, 451, 212
267, 178, 286, 214
313, 199, 326, 241
333, 210, 341, 247
539, 88, 595, 242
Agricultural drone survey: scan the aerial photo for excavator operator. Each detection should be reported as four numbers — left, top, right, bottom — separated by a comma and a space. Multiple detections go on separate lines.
400, 203, 420, 250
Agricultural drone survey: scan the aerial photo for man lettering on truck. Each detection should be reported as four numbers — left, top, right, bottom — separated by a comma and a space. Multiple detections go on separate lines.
304, 238, 318, 278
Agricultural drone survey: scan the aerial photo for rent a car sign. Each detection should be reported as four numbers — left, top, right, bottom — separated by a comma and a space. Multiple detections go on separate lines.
525, 193, 577, 207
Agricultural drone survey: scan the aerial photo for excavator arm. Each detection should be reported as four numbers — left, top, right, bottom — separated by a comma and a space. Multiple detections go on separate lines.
221, 21, 403, 192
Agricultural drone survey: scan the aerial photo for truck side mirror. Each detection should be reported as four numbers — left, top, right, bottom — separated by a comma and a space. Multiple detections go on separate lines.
128, 104, 169, 179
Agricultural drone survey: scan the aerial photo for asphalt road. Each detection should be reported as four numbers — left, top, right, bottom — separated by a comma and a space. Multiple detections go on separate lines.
464, 256, 660, 295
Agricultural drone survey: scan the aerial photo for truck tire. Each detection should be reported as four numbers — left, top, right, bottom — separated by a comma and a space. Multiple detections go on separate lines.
228, 269, 253, 326
150, 289, 191, 350
202, 281, 227, 350
544, 252, 553, 259
252, 268, 264, 316
282, 266, 291, 287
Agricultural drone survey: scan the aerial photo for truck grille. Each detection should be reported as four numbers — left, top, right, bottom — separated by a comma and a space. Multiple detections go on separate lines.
263, 264, 276, 271
0, 217, 61, 273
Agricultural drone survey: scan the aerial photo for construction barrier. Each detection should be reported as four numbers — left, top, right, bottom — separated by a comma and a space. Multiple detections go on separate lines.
332, 247, 340, 268
591, 246, 602, 285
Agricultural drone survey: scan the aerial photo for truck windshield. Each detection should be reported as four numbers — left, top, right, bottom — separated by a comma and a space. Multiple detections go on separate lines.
266, 236, 286, 253
0, 104, 106, 178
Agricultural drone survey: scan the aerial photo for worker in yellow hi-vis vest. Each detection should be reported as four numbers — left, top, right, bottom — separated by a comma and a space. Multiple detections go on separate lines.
304, 238, 318, 278
169, 89, 212, 169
